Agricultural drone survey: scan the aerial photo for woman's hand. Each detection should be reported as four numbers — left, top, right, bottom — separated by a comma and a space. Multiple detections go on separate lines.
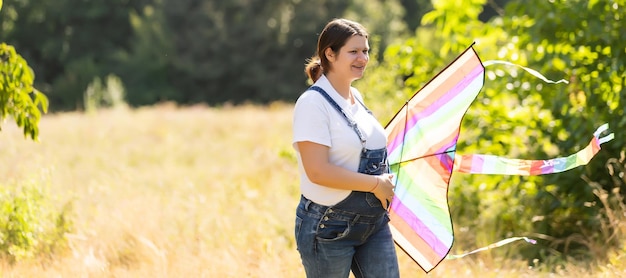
371, 174, 395, 208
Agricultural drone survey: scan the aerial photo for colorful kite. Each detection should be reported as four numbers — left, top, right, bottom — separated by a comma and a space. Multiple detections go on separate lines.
385, 45, 614, 272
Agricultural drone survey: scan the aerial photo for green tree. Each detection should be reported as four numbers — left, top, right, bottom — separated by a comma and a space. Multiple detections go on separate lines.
112, 1, 177, 105
158, 0, 356, 105
344, 0, 410, 58
0, 0, 153, 110
118, 0, 412, 106
398, 0, 432, 31
501, 0, 625, 262
0, 43, 48, 140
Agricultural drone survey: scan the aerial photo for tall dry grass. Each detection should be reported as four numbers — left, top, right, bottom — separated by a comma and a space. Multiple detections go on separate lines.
0, 104, 623, 277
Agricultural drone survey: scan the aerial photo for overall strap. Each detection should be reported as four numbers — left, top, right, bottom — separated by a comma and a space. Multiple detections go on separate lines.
309, 86, 370, 147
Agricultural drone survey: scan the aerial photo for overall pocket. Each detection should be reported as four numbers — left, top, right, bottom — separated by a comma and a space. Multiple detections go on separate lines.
315, 216, 351, 242
358, 147, 388, 175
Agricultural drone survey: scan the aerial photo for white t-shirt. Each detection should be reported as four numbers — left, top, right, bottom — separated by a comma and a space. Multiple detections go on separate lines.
292, 75, 387, 206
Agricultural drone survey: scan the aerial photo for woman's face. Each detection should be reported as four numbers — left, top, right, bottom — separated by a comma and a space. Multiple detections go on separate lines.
327, 35, 369, 82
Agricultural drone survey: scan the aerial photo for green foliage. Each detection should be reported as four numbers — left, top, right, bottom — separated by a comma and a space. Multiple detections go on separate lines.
344, 0, 410, 58
0, 43, 48, 140
158, 0, 356, 104
397, 0, 433, 31
499, 0, 626, 262
113, 2, 177, 105
1, 0, 414, 109
363, 0, 625, 266
0, 0, 152, 110
0, 179, 73, 263
421, 0, 487, 56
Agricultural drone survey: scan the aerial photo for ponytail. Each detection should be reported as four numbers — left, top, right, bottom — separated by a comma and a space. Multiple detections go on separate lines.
305, 57, 323, 82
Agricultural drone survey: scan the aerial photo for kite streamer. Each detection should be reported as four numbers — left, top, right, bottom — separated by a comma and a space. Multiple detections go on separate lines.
454, 123, 614, 175
445, 237, 537, 259
483, 60, 569, 84
385, 44, 613, 273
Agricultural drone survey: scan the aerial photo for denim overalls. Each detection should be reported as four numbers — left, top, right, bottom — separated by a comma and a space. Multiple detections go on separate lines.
295, 86, 399, 278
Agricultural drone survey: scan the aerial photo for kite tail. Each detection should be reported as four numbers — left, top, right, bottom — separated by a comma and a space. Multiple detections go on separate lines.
483, 60, 569, 84
454, 123, 614, 175
445, 237, 537, 260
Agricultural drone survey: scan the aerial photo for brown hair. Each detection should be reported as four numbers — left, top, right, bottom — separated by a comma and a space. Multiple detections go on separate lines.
305, 18, 369, 82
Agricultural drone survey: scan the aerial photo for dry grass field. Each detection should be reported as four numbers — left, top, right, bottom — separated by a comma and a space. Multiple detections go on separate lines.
0, 104, 623, 277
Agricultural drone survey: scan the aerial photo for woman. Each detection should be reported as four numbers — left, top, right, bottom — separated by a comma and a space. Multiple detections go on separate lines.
292, 18, 399, 278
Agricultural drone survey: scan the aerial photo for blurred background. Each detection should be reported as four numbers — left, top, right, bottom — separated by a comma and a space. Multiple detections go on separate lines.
1, 0, 625, 274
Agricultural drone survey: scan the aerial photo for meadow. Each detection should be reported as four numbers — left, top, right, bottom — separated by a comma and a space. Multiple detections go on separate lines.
0, 104, 622, 277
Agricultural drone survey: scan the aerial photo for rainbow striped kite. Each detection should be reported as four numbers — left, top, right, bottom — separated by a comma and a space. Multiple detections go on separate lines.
385, 45, 613, 272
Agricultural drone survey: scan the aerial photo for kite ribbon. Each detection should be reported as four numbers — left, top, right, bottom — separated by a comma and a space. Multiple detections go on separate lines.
445, 237, 537, 259
483, 60, 569, 84
453, 123, 614, 175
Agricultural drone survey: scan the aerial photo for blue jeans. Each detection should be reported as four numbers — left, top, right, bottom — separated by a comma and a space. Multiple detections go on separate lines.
295, 148, 399, 278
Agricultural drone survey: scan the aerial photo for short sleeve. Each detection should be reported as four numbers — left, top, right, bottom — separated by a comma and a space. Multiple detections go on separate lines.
292, 91, 332, 149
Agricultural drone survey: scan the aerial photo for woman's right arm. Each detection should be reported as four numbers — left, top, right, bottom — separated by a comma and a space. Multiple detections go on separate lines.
297, 141, 395, 207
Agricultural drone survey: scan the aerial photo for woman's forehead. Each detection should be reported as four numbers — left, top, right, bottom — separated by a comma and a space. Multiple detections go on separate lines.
343, 35, 369, 49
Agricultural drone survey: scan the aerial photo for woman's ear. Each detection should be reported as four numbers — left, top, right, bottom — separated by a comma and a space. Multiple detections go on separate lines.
324, 47, 335, 62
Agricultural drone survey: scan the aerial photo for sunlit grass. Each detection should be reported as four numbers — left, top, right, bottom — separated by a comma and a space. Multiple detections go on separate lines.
0, 104, 623, 277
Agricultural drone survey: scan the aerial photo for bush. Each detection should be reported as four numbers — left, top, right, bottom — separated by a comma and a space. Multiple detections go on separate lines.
84, 74, 128, 113
0, 179, 73, 262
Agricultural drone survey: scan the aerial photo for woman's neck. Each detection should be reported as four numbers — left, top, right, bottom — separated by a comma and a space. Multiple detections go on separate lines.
326, 73, 353, 103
